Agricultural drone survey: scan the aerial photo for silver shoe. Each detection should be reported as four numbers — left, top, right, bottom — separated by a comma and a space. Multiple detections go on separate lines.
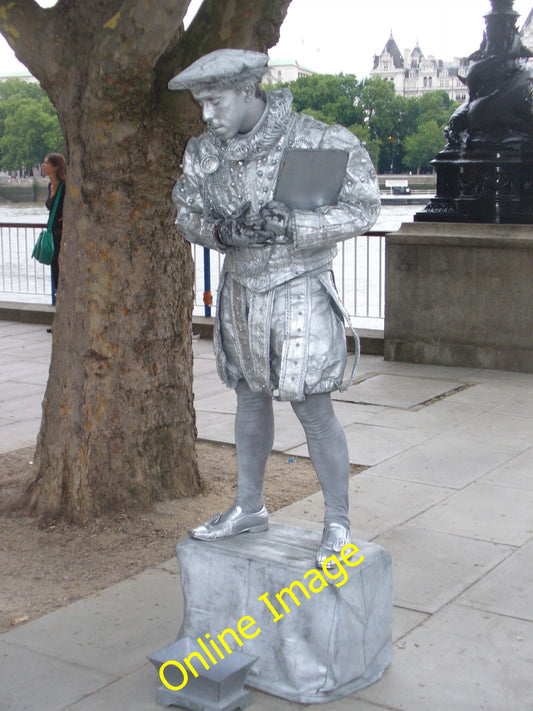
316, 522, 352, 569
189, 504, 269, 541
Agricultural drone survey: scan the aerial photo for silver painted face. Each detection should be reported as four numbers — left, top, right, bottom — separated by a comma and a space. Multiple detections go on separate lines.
194, 88, 250, 142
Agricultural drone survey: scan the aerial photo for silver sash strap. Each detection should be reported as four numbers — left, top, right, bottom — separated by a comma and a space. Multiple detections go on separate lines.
316, 270, 360, 392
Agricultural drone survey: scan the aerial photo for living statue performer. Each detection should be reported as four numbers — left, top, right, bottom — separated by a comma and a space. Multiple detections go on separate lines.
170, 50, 380, 568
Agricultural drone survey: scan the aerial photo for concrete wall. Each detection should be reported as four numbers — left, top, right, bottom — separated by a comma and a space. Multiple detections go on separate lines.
384, 222, 533, 373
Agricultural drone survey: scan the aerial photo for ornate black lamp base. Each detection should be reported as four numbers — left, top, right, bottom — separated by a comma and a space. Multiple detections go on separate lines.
415, 0, 533, 224
415, 149, 533, 224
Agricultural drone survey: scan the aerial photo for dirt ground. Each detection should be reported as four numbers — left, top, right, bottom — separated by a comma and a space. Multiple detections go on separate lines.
0, 441, 364, 634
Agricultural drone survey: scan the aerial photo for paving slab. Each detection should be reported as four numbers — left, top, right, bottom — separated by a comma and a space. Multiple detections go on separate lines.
3, 569, 183, 678
357, 604, 533, 711
458, 539, 533, 621
156, 556, 180, 574
290, 421, 431, 467
0, 358, 51, 386
366, 430, 522, 489
192, 356, 219, 377
454, 411, 533, 451
274, 398, 386, 429
466, 367, 533, 386
331, 400, 387, 424
348, 474, 456, 540
270, 401, 385, 452
345, 421, 432, 467
349, 354, 397, 377
0, 639, 116, 711
65, 663, 166, 711
275, 472, 452, 541
193, 388, 238, 414
412, 482, 533, 546
363, 397, 486, 434
65, 662, 321, 711
0, 342, 53, 362
0, 322, 48, 339
193, 373, 229, 400
196, 409, 236, 445
440, 380, 519, 409
333, 373, 465, 409
261, 402, 308, 452
191, 338, 216, 357
270, 509, 324, 533
296, 697, 391, 711
0, 336, 51, 359
373, 525, 514, 613
480, 446, 533, 490
383, 360, 479, 380
0, 416, 41, 453
492, 393, 533, 418
0, 383, 45, 420
392, 607, 429, 642
196, 398, 388, 454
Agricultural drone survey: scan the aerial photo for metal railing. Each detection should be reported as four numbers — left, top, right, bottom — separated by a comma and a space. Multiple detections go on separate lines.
0, 222, 52, 303
1, 222, 387, 324
192, 231, 387, 325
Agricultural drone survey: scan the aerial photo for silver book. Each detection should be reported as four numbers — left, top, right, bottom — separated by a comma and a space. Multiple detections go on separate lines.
274, 149, 349, 210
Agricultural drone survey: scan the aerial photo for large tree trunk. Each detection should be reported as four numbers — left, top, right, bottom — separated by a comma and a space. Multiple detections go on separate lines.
1, 0, 291, 522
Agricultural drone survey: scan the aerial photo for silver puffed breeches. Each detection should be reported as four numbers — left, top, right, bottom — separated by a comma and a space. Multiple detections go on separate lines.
213, 270, 358, 402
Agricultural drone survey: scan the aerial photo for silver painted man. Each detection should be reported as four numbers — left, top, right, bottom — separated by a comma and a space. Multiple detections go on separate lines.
170, 49, 380, 567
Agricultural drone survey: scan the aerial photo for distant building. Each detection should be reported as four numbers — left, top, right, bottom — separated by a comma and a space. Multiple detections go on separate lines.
373, 8, 533, 102
370, 32, 469, 101
265, 59, 315, 85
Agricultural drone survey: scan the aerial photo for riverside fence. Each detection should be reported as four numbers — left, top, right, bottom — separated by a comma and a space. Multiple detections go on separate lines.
0, 223, 54, 302
0, 222, 386, 324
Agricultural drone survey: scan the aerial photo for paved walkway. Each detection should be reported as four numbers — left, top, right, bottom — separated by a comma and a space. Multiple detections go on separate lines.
1, 320, 532, 710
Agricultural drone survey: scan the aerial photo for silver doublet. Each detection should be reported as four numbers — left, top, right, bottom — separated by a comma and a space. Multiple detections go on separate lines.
189, 504, 269, 541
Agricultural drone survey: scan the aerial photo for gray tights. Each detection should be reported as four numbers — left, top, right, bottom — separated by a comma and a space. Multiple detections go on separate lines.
234, 379, 350, 527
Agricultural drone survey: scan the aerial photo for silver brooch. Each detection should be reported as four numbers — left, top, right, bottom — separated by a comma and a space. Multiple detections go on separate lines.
291, 138, 312, 150
200, 155, 220, 175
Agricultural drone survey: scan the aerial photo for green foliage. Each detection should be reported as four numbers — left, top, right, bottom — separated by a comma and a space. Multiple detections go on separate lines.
0, 78, 46, 103
400, 92, 459, 173
403, 120, 446, 173
348, 123, 380, 167
358, 77, 405, 172
286, 73, 364, 128
415, 90, 457, 127
0, 78, 63, 172
282, 72, 459, 174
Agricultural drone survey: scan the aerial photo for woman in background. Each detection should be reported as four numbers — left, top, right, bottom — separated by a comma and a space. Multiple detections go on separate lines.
41, 152, 66, 299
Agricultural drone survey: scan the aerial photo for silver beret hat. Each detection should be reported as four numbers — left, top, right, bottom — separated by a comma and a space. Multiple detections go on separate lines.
168, 49, 269, 91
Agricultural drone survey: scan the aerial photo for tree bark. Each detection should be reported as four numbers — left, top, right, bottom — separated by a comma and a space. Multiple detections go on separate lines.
0, 0, 291, 522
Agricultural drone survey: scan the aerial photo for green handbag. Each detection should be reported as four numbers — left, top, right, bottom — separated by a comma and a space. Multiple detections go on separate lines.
32, 182, 63, 265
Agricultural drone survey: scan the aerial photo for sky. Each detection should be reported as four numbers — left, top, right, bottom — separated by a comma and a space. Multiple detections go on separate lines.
1, 0, 532, 79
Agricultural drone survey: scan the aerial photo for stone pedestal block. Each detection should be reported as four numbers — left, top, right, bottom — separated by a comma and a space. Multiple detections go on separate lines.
175, 523, 392, 704
385, 222, 533, 372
